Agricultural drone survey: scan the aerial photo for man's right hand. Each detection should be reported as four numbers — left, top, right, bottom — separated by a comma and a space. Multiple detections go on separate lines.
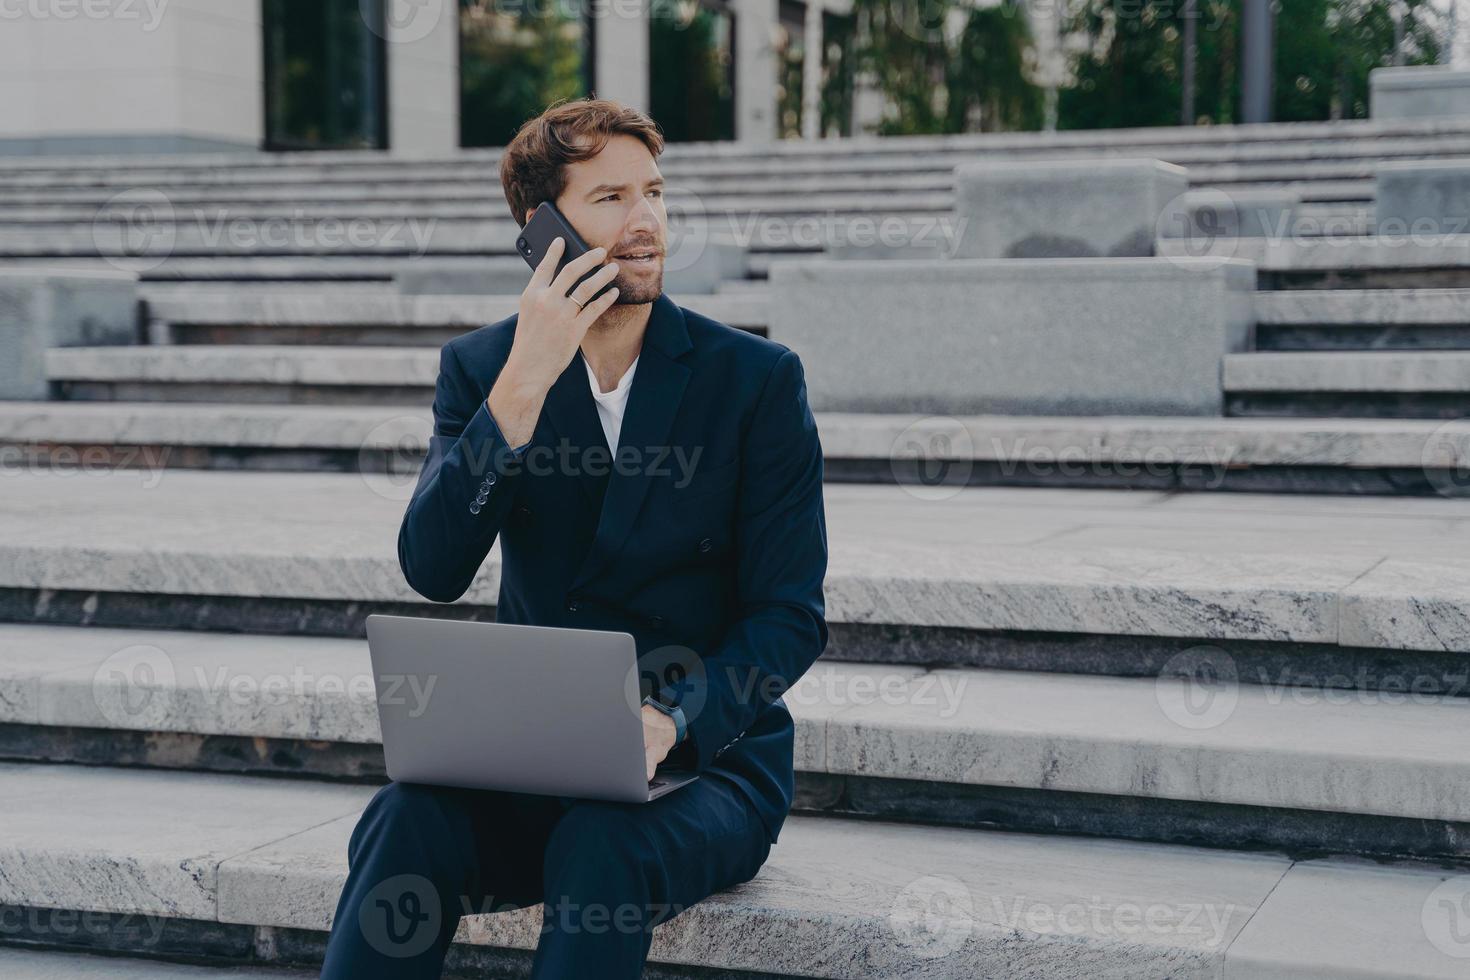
486, 237, 621, 447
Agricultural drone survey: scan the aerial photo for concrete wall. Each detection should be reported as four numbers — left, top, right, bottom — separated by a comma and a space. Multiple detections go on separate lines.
953, 159, 1189, 259
383, 0, 460, 155
596, 0, 651, 113
0, 271, 139, 401
1371, 66, 1470, 120
0, 0, 263, 156
1375, 160, 1470, 234
769, 257, 1257, 416
735, 0, 779, 141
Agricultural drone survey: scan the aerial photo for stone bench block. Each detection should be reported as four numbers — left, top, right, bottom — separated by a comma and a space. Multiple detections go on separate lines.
397, 242, 747, 296
1161, 188, 1298, 241
1375, 160, 1470, 234
769, 257, 1255, 416
1371, 65, 1470, 120
952, 158, 1189, 259
0, 270, 138, 400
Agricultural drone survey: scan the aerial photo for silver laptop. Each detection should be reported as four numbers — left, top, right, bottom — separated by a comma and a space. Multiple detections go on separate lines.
366, 614, 699, 803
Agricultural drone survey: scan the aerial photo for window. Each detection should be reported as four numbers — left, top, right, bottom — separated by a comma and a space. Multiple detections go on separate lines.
263, 0, 388, 150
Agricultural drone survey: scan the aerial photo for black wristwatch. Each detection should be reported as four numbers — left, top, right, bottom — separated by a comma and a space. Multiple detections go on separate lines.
642, 694, 687, 746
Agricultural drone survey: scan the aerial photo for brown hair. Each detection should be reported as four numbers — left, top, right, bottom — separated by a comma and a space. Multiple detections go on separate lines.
499, 98, 665, 227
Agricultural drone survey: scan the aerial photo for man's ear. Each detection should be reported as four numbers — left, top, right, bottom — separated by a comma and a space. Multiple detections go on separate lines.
525, 208, 536, 225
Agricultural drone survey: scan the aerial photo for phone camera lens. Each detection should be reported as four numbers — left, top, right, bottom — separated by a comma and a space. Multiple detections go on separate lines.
517, 237, 530, 254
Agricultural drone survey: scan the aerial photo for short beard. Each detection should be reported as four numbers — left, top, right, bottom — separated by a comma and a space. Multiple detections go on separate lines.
612, 268, 662, 305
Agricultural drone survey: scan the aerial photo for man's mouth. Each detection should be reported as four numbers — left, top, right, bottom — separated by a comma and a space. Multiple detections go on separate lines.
614, 249, 661, 268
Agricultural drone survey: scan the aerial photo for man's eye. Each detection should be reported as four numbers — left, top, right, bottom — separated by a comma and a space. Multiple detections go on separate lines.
598, 194, 618, 202
649, 189, 663, 198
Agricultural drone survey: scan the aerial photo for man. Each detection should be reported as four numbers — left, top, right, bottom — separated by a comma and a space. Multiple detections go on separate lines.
319, 98, 829, 978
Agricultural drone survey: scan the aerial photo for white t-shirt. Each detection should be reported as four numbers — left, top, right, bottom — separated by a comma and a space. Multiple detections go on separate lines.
584, 353, 639, 454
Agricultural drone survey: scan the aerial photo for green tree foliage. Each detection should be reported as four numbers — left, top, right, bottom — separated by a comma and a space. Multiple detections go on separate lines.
1058, 0, 1444, 130
651, 0, 736, 141
848, 0, 1043, 134
460, 0, 586, 148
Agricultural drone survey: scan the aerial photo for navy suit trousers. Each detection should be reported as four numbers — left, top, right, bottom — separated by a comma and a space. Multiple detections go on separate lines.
318, 772, 772, 979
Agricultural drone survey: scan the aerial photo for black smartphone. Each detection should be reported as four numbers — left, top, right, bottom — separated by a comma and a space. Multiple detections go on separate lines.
515, 201, 615, 302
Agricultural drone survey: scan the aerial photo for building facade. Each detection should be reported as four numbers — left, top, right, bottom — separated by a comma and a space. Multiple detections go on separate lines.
0, 0, 860, 155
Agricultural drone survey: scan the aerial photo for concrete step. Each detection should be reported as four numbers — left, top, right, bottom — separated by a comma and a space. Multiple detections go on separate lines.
0, 115, 1466, 179
0, 131, 1454, 186
12, 235, 1456, 286
0, 949, 314, 979
142, 291, 769, 346
44, 338, 1470, 418
0, 136, 1453, 191
1163, 233, 1470, 288
0, 949, 315, 979
0, 195, 953, 259
3, 759, 1466, 978
44, 346, 436, 405
0, 470, 1465, 660
1255, 288, 1470, 349
1224, 351, 1470, 419
1, 401, 1466, 496
3, 622, 1469, 851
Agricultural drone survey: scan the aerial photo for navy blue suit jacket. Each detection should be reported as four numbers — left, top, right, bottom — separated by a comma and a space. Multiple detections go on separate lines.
397, 292, 829, 844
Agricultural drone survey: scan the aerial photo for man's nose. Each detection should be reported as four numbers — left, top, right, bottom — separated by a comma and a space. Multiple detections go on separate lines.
627, 194, 662, 235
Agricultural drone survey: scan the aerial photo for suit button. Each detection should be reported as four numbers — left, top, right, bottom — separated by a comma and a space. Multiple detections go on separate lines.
697, 537, 712, 553
485, 473, 497, 487
566, 600, 579, 612
469, 502, 482, 515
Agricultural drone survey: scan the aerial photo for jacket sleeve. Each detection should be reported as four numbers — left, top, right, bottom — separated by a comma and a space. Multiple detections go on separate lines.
397, 340, 525, 604
675, 349, 830, 772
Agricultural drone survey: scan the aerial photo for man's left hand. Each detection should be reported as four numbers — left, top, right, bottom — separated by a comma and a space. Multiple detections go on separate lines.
642, 704, 677, 780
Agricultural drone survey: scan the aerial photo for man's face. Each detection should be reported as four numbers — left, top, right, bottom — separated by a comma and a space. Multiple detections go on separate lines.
529, 133, 667, 305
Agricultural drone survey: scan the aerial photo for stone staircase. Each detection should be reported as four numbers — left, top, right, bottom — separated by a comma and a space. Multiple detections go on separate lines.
4, 121, 1470, 977
2, 468, 1469, 975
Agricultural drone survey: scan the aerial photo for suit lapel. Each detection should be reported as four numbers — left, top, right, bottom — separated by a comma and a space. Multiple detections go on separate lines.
571, 294, 693, 590
539, 348, 610, 511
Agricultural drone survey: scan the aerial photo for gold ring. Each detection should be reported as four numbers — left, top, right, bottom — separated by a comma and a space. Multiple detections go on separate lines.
571, 296, 586, 312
